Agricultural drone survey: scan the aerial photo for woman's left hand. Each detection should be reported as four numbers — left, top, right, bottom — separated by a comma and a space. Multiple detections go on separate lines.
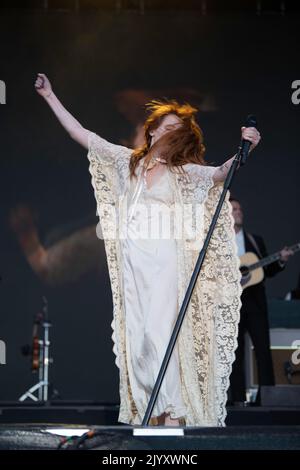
241, 126, 261, 152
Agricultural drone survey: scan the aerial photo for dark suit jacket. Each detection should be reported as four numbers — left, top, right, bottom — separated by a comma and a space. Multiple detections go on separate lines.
241, 230, 284, 315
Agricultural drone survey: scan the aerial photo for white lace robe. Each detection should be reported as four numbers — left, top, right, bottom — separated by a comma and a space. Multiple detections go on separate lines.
87, 131, 242, 426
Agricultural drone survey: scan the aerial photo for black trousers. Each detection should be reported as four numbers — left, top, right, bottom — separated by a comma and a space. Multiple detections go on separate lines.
229, 306, 275, 403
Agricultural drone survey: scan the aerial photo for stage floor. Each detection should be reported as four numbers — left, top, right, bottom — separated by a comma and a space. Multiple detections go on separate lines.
0, 403, 300, 450
1, 423, 300, 450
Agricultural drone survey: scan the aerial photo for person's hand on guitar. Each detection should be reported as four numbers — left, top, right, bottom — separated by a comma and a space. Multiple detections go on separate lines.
280, 246, 294, 264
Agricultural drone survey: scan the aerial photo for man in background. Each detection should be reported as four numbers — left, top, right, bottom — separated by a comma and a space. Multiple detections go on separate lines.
229, 197, 294, 405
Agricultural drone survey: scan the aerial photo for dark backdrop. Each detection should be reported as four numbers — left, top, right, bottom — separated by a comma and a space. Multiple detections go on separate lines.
0, 8, 299, 401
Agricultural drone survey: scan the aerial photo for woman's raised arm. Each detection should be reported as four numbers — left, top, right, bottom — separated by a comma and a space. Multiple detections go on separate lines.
34, 73, 89, 149
213, 126, 261, 183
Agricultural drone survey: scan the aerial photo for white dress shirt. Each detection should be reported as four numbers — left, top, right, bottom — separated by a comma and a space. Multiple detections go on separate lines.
236, 229, 246, 257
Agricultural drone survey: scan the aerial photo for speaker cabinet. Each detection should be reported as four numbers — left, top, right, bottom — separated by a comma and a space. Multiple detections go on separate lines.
261, 385, 300, 407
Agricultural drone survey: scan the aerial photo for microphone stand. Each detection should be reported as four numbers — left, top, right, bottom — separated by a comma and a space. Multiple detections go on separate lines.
141, 138, 249, 427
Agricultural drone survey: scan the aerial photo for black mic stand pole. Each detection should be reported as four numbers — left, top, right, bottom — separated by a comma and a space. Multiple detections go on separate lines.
141, 135, 250, 427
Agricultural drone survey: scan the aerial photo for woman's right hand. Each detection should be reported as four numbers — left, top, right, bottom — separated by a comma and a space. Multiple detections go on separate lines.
34, 73, 52, 98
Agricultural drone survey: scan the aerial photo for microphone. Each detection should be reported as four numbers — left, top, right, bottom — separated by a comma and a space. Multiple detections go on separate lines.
240, 114, 257, 166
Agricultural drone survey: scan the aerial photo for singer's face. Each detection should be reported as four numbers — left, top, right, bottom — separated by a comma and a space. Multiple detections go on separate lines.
231, 200, 244, 227
150, 114, 182, 146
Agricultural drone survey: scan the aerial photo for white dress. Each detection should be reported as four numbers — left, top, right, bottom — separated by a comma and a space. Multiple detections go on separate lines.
87, 131, 242, 426
120, 166, 187, 420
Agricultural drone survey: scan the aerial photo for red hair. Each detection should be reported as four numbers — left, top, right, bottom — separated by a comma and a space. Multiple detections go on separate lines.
129, 99, 207, 178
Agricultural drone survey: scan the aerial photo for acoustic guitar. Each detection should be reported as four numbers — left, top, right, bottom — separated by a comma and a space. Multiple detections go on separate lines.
240, 242, 300, 290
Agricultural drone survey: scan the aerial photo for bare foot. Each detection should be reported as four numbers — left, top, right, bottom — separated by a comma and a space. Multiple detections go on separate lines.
164, 413, 180, 426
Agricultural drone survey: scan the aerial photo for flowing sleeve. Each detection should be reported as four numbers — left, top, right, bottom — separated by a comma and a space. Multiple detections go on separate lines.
87, 131, 132, 166
182, 163, 217, 204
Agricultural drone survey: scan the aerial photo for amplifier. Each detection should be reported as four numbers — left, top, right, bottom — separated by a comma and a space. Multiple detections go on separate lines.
251, 348, 300, 385
245, 329, 300, 387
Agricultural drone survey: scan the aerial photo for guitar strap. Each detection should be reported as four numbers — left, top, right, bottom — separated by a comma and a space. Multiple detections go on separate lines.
245, 232, 263, 259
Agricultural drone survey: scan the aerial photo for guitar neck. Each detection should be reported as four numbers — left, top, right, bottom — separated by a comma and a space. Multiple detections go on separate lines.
249, 243, 300, 272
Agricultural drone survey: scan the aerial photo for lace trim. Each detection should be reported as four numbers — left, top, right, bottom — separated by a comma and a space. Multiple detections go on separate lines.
171, 165, 242, 426
87, 131, 137, 423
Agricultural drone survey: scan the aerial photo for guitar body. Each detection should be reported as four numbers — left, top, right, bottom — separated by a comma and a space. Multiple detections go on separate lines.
239, 242, 299, 291
240, 252, 265, 290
